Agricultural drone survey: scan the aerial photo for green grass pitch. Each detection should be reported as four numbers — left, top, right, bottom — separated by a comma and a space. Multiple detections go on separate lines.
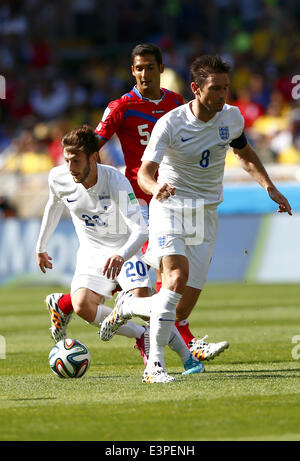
1, 282, 300, 441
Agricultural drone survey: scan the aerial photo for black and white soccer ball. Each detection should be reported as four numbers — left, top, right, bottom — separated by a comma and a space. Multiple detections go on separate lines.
49, 338, 90, 378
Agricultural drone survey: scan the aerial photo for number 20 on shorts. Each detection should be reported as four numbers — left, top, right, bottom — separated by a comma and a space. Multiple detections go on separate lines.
124, 260, 147, 281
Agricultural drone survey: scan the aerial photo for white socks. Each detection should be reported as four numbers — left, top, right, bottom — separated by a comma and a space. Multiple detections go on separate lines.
121, 293, 152, 318
148, 288, 182, 369
168, 326, 191, 365
90, 293, 188, 369
114, 288, 184, 369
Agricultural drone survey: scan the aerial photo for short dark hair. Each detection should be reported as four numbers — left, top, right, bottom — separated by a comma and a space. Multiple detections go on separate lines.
131, 43, 163, 66
190, 55, 231, 87
62, 125, 100, 158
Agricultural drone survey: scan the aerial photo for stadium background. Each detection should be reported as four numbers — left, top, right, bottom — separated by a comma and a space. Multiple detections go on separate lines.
0, 0, 299, 285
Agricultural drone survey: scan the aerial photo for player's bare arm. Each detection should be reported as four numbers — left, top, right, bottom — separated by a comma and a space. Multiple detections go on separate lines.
138, 160, 175, 201
97, 138, 106, 162
37, 252, 53, 273
233, 143, 292, 215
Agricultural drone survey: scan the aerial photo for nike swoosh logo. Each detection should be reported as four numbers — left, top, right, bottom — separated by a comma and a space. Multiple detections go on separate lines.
67, 198, 77, 203
181, 136, 194, 142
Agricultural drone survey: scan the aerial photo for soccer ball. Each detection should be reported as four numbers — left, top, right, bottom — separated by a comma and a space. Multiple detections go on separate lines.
49, 338, 90, 378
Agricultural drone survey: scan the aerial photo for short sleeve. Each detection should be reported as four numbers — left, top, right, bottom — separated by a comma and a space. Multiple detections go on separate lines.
141, 116, 171, 164
95, 100, 123, 141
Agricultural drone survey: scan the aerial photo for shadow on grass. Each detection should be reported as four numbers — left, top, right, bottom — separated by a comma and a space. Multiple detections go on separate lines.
7, 397, 56, 401
172, 368, 300, 379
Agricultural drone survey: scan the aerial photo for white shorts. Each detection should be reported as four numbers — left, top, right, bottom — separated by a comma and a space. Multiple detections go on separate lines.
71, 249, 152, 298
143, 199, 218, 290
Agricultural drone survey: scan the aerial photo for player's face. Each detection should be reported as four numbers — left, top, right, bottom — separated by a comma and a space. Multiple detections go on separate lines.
132, 54, 164, 98
194, 73, 230, 113
64, 149, 93, 184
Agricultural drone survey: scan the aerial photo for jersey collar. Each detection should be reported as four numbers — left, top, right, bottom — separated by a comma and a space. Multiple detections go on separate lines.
186, 101, 224, 126
133, 86, 165, 102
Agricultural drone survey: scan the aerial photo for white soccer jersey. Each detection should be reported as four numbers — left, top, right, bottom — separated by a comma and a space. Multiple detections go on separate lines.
142, 102, 245, 205
36, 163, 148, 261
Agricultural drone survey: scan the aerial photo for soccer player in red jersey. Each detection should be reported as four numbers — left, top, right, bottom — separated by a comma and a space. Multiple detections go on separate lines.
44, 44, 228, 363
95, 44, 183, 293
95, 44, 183, 212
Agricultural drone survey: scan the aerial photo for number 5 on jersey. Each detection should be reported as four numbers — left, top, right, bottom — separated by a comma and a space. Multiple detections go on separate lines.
138, 124, 150, 145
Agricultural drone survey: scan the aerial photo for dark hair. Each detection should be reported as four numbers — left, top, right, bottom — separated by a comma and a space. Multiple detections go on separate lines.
131, 43, 163, 66
62, 125, 100, 158
190, 55, 231, 87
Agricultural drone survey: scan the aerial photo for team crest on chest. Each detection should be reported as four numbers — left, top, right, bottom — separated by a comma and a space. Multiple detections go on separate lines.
218, 126, 230, 141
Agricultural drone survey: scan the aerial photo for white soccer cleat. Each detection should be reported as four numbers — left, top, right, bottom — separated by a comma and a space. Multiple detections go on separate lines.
189, 335, 229, 361
45, 293, 73, 343
99, 291, 133, 341
142, 362, 177, 384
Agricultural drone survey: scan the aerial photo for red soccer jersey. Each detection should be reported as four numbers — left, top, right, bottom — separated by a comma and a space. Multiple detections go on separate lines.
95, 86, 184, 204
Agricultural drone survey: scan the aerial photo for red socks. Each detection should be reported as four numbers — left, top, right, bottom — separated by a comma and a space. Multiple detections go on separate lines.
175, 320, 195, 346
58, 293, 73, 314
155, 280, 162, 293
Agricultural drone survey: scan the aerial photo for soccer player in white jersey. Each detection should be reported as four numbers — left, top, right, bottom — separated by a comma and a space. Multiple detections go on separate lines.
36, 125, 204, 378
44, 43, 228, 362
99, 55, 292, 383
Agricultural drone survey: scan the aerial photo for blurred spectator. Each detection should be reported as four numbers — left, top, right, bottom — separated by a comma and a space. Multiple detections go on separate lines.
47, 120, 69, 166
290, 104, 300, 151
0, 124, 13, 154
7, 83, 33, 121
0, 1, 28, 37
29, 35, 52, 69
250, 91, 292, 161
275, 65, 296, 102
0, 0, 299, 184
0, 195, 16, 218
273, 102, 300, 164
29, 74, 70, 120
234, 87, 264, 129
160, 67, 186, 97
248, 73, 271, 110
1, 129, 53, 174
71, 0, 97, 37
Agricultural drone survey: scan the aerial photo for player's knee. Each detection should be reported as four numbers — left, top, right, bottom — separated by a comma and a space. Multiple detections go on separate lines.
72, 298, 86, 317
71, 292, 90, 318
165, 269, 188, 293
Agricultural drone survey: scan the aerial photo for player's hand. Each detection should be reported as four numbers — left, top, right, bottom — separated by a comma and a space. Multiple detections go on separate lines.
267, 186, 292, 215
153, 183, 175, 202
37, 252, 53, 273
103, 255, 125, 280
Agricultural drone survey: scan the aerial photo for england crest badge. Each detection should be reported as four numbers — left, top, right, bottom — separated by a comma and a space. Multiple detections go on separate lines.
218, 126, 230, 141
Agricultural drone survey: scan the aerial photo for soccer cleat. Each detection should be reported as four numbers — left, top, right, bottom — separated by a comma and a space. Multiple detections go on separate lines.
99, 291, 133, 341
142, 362, 177, 384
45, 293, 73, 343
134, 325, 150, 366
182, 354, 205, 375
189, 335, 229, 361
